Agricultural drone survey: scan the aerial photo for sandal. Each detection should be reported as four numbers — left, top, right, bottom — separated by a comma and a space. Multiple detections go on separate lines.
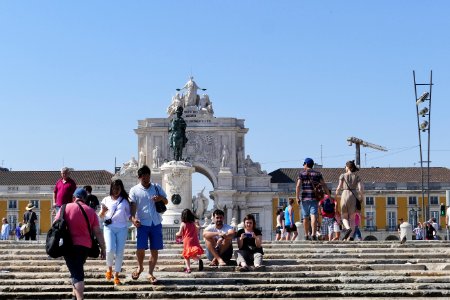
105, 271, 112, 281
218, 260, 227, 267
209, 260, 218, 267
113, 277, 121, 286
131, 269, 142, 280
184, 268, 191, 274
148, 274, 159, 285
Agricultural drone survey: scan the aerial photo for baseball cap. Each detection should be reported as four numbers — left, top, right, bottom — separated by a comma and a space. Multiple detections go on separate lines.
73, 187, 87, 200
303, 158, 314, 166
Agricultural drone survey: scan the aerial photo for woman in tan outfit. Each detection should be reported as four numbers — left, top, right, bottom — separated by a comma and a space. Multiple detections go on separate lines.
335, 161, 364, 241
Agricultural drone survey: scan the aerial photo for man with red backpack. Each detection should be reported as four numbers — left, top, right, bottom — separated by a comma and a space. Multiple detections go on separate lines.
319, 194, 337, 241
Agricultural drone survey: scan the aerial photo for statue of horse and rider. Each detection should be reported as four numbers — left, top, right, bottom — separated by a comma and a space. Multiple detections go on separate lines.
169, 106, 188, 161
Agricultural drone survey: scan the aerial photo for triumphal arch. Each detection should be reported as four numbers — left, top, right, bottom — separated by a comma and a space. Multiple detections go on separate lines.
120, 77, 274, 236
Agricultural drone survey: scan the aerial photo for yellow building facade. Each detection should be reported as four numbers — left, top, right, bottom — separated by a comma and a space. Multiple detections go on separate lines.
0, 170, 113, 237
270, 167, 450, 240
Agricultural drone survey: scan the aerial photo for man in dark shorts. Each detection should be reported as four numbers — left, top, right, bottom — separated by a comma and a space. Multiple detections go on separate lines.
203, 209, 235, 266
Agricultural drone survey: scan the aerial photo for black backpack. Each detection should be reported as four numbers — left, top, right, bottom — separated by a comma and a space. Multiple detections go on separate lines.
46, 204, 72, 258
322, 197, 335, 214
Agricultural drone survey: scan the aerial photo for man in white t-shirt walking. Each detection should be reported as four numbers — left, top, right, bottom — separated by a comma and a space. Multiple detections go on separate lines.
129, 165, 168, 284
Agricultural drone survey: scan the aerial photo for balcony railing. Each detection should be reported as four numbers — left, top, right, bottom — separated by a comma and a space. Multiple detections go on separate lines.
385, 226, 397, 231
364, 226, 377, 231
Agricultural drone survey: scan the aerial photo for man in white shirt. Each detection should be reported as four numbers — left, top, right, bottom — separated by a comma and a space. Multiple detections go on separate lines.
129, 165, 168, 284
203, 209, 235, 267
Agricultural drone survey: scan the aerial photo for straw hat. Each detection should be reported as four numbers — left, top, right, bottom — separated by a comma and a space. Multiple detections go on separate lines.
25, 203, 35, 211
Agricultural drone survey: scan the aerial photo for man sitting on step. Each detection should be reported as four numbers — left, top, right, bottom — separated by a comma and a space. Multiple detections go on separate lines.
203, 209, 235, 267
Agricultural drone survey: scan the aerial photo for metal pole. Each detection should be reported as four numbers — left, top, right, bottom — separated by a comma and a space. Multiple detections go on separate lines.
426, 71, 432, 221
413, 71, 425, 224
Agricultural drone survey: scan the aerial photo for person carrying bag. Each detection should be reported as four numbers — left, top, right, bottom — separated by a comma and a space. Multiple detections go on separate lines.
335, 160, 364, 241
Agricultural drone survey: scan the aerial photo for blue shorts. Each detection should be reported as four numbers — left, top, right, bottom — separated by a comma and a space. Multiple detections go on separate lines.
136, 223, 164, 251
301, 200, 319, 219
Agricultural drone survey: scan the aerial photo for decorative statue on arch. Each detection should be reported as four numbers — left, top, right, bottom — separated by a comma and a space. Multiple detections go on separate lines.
192, 187, 209, 219
176, 76, 206, 107
168, 106, 188, 161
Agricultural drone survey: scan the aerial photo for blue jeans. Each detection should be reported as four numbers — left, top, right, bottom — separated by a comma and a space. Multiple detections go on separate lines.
103, 226, 128, 273
353, 226, 362, 239
301, 200, 319, 219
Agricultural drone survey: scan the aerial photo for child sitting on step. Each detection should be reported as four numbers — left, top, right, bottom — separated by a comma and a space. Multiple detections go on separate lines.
175, 209, 204, 273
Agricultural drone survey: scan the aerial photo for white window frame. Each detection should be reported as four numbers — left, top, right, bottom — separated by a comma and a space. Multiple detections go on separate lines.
365, 211, 376, 228
387, 210, 397, 231
7, 214, 18, 235
387, 196, 396, 206
429, 196, 439, 206
408, 196, 418, 206
365, 196, 374, 206
430, 211, 439, 222
278, 198, 287, 208
8, 200, 18, 209
30, 200, 40, 209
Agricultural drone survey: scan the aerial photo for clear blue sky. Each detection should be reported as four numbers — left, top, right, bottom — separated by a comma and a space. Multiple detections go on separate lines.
1, 1, 449, 191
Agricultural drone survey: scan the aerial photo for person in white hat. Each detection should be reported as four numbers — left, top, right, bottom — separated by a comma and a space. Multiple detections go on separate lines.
23, 203, 37, 240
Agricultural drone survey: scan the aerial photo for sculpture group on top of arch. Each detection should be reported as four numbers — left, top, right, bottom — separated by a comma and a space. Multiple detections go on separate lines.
167, 76, 214, 116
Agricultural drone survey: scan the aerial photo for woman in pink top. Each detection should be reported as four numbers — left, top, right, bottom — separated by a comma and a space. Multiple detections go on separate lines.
55, 188, 106, 300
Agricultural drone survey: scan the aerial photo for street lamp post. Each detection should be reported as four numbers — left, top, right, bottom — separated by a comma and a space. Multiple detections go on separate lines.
409, 208, 418, 228
413, 70, 433, 224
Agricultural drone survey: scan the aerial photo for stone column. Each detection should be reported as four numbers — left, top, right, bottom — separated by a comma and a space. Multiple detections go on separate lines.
214, 189, 236, 224
226, 206, 233, 225
218, 167, 233, 189
239, 204, 248, 221
160, 161, 195, 226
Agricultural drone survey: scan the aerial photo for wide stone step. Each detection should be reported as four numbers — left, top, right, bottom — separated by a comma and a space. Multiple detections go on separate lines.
3, 274, 450, 286
3, 281, 450, 292
3, 270, 450, 282
0, 257, 450, 272
1, 240, 449, 249
4, 288, 450, 299
1, 240, 450, 299
2, 246, 449, 256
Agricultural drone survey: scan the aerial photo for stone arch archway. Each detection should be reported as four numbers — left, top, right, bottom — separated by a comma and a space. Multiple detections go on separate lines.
132, 77, 273, 235
385, 235, 399, 241
192, 163, 217, 188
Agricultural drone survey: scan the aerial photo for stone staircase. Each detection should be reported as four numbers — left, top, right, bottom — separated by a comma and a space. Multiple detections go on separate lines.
1, 240, 450, 299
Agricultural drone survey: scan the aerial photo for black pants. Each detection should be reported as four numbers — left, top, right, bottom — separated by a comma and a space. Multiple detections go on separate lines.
24, 229, 36, 240
64, 246, 89, 284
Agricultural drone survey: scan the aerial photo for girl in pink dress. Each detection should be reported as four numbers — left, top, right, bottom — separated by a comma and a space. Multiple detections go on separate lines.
175, 209, 204, 273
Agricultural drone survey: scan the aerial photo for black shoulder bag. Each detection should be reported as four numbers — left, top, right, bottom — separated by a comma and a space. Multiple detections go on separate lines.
46, 204, 72, 258
153, 184, 167, 214
343, 176, 362, 211
76, 202, 101, 258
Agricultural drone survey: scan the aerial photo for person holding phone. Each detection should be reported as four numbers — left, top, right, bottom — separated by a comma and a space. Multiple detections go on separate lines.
98, 179, 131, 286
234, 214, 264, 272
